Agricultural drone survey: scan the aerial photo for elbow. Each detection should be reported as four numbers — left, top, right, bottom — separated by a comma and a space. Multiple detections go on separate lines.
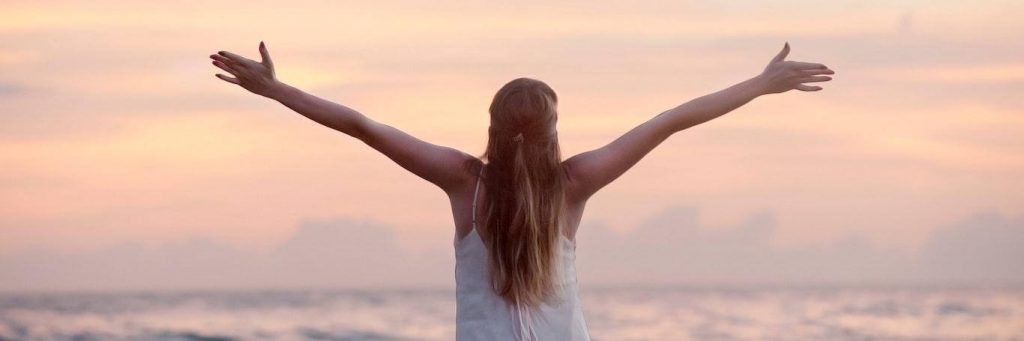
344, 116, 371, 141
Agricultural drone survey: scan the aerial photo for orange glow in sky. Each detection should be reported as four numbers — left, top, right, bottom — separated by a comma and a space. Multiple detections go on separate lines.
1, 1, 1022, 290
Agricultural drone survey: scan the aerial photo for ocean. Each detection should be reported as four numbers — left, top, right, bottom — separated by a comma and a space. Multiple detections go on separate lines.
1, 286, 1021, 340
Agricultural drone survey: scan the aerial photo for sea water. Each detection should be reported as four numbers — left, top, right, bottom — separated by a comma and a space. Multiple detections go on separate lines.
1, 286, 1021, 340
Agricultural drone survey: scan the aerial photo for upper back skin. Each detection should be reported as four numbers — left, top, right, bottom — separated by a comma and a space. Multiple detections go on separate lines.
450, 159, 586, 245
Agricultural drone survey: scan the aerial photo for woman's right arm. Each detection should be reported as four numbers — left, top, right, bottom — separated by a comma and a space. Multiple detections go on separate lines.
563, 42, 834, 202
210, 42, 476, 194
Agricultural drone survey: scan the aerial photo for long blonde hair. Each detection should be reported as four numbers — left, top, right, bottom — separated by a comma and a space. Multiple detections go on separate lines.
467, 77, 567, 308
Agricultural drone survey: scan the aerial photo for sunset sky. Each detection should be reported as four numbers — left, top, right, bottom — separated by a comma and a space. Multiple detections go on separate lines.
2, 1, 1022, 290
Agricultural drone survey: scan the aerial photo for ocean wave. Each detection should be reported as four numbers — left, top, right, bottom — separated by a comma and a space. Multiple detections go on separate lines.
1, 287, 1021, 340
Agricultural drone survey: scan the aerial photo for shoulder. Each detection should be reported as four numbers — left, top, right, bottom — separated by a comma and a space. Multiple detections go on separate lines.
561, 159, 589, 205
445, 157, 485, 196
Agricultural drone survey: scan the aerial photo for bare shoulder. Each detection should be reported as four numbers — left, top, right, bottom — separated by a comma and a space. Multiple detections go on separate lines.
561, 158, 590, 205
447, 157, 485, 197
560, 161, 589, 240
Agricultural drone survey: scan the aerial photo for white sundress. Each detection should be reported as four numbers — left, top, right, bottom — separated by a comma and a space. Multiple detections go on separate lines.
454, 166, 591, 340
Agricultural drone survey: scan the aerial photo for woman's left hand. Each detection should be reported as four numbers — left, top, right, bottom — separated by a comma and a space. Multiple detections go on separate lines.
209, 41, 280, 98
757, 42, 834, 94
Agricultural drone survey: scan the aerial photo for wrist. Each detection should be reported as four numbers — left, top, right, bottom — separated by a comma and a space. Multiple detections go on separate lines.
263, 80, 291, 101
747, 74, 770, 96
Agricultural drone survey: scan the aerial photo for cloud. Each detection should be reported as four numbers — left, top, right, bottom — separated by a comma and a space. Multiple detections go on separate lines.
915, 211, 1024, 282
0, 82, 26, 96
264, 218, 451, 288
576, 206, 1024, 286
0, 218, 452, 291
576, 206, 908, 285
1, 207, 1022, 292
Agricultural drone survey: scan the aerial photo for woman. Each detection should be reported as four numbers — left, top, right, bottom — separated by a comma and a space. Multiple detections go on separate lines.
209, 41, 833, 340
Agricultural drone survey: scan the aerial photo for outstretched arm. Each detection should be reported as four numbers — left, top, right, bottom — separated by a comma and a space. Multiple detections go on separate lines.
209, 42, 474, 193
563, 42, 834, 202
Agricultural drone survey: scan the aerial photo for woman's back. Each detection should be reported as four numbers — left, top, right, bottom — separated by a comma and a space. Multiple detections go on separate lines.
454, 165, 591, 340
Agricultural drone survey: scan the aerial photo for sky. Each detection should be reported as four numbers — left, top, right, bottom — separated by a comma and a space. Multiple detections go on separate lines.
1, 1, 1022, 291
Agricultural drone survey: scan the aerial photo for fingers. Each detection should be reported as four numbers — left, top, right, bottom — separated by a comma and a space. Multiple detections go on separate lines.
797, 75, 832, 83
259, 41, 273, 68
211, 60, 240, 76
790, 61, 828, 70
216, 73, 240, 85
210, 53, 236, 65
217, 50, 252, 65
801, 68, 835, 76
210, 53, 246, 74
770, 41, 790, 64
795, 84, 823, 92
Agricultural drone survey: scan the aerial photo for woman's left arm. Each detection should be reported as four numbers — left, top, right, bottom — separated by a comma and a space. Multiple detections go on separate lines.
210, 42, 474, 193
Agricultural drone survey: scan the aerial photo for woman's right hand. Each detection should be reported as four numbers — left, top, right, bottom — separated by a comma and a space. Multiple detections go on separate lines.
209, 41, 282, 98
757, 42, 834, 94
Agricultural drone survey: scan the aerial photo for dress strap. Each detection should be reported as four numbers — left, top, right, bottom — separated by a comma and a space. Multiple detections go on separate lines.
472, 165, 483, 228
